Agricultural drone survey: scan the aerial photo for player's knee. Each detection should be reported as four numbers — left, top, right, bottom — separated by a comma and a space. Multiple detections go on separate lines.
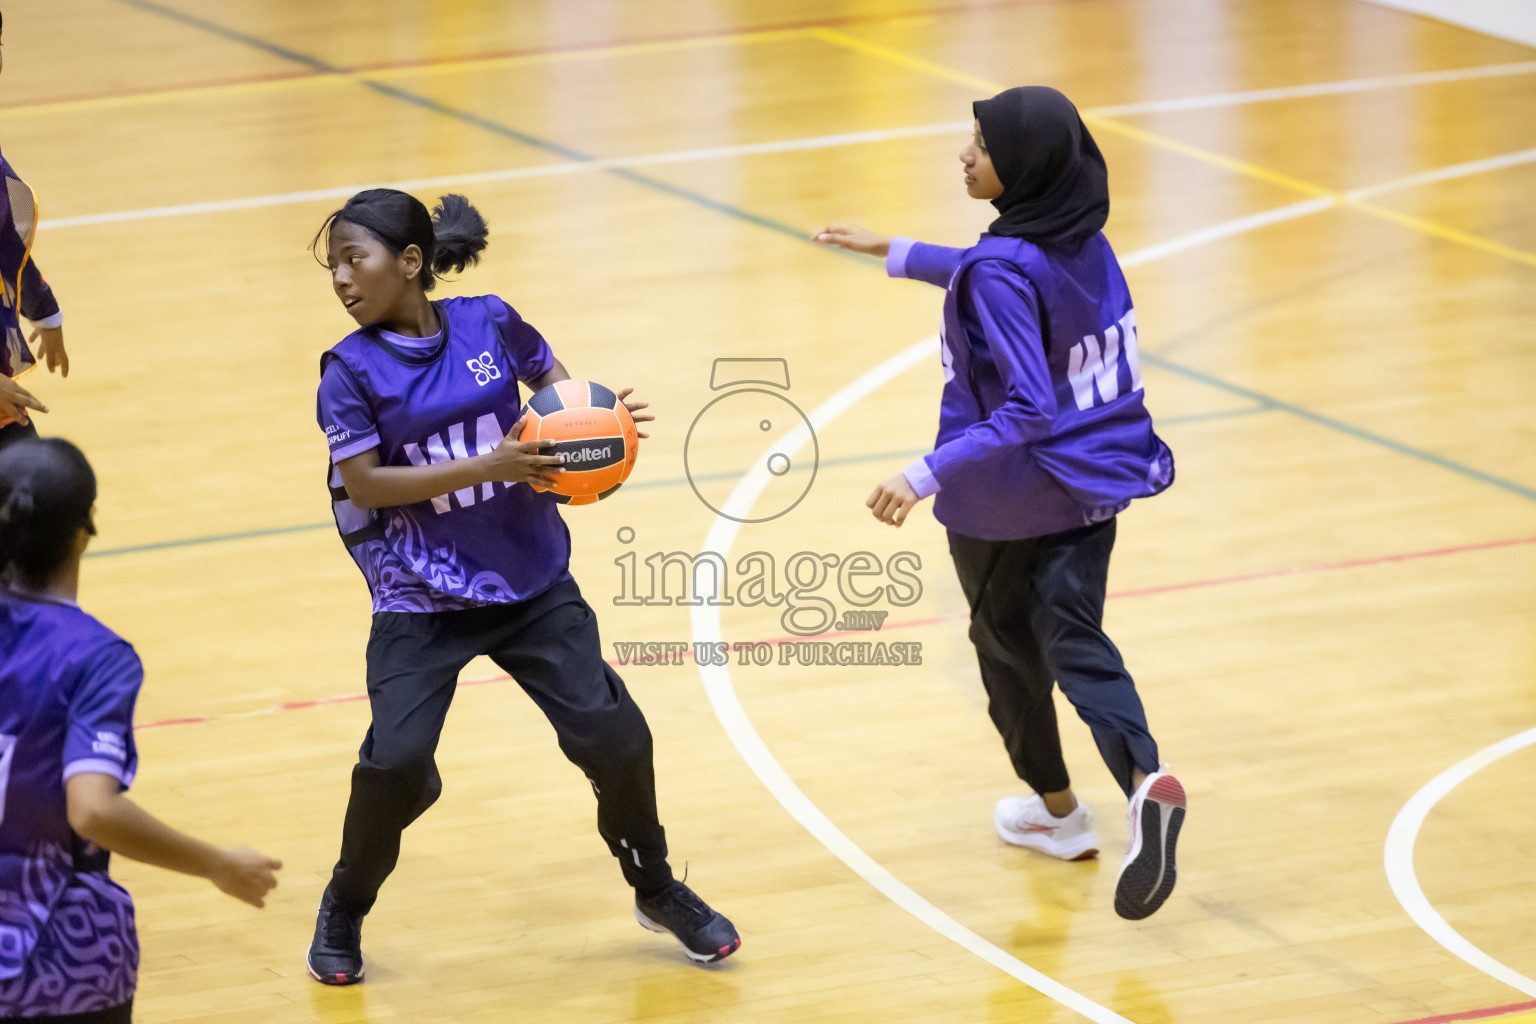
366, 749, 437, 786
568, 702, 652, 768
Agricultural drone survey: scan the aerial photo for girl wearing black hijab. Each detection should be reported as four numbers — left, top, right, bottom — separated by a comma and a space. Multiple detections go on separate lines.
814, 86, 1184, 921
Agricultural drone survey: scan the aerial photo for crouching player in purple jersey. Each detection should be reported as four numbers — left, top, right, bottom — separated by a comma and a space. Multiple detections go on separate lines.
305, 189, 740, 984
814, 87, 1187, 920
0, 439, 281, 1023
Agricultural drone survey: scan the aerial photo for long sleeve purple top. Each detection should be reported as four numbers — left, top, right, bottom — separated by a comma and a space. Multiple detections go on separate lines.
889, 233, 1173, 541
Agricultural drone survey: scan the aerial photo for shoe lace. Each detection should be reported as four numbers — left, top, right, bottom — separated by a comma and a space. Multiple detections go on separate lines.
322, 903, 359, 948
667, 881, 710, 918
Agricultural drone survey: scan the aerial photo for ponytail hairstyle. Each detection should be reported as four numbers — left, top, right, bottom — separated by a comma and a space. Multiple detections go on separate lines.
311, 189, 489, 292
0, 438, 97, 589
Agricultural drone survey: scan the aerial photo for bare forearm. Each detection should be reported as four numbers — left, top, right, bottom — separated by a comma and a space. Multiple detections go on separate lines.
345, 455, 494, 509
75, 793, 222, 881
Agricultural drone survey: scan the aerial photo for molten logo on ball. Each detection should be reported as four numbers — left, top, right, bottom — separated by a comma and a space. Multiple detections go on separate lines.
565, 445, 613, 464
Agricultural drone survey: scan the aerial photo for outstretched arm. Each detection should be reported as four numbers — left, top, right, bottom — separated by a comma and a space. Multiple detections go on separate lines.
66, 773, 281, 908
812, 223, 964, 288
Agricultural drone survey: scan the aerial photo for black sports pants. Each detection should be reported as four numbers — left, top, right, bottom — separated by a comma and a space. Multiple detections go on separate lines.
0, 1004, 133, 1024
948, 518, 1160, 798
328, 578, 672, 914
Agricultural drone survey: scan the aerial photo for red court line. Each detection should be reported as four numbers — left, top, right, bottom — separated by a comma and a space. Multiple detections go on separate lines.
132, 532, 1536, 733
1387, 1000, 1536, 1024
1, 0, 1042, 112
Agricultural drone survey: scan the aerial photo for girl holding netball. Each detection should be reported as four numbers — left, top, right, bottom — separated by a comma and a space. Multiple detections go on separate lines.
306, 189, 738, 984
0, 438, 281, 1023
813, 86, 1186, 920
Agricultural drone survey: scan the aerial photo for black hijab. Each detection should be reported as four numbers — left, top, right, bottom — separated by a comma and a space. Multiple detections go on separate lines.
973, 86, 1109, 246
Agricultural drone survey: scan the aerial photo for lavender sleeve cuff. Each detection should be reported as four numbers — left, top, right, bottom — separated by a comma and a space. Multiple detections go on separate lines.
330, 432, 381, 463
886, 237, 916, 278
64, 758, 136, 788
902, 457, 940, 498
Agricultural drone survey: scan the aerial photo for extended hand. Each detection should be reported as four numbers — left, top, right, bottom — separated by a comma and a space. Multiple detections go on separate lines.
210, 846, 282, 908
616, 386, 652, 439
867, 474, 920, 527
810, 223, 892, 257
0, 375, 47, 426
489, 414, 567, 487
29, 326, 68, 377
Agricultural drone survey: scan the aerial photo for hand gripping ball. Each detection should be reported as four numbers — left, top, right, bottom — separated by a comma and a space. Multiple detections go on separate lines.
518, 379, 638, 505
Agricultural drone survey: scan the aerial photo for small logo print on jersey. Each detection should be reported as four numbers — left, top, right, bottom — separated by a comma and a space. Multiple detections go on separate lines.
466, 352, 502, 386
92, 731, 127, 759
564, 445, 612, 465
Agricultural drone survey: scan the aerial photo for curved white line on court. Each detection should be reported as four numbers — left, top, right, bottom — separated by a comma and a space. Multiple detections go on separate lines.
679, 194, 1422, 1020
1385, 727, 1536, 998
683, 156, 1533, 1018
688, 335, 1147, 1024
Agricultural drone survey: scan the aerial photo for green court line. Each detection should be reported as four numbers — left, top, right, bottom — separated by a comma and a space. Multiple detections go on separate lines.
101, 1, 1536, 520
83, 405, 1271, 560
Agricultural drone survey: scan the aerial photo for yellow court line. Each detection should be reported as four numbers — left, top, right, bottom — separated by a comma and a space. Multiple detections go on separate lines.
1346, 197, 1536, 269
0, 28, 815, 119
808, 27, 1536, 271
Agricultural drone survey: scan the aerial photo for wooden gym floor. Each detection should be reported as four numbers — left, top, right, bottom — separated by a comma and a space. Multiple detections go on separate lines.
5, 0, 1534, 1021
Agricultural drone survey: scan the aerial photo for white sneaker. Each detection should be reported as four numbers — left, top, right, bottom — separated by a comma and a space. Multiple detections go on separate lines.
1114, 769, 1186, 920
993, 795, 1099, 861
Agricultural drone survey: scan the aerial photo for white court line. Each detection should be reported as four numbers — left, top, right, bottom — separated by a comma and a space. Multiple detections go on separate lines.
35, 70, 1536, 234
682, 199, 1344, 1021
1346, 147, 1536, 200
1087, 60, 1536, 117
1385, 727, 1536, 998
684, 146, 1536, 1015
1120, 197, 1338, 268
35, 123, 970, 230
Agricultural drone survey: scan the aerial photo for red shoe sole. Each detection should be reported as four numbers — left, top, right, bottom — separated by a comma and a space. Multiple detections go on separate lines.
1148, 774, 1186, 808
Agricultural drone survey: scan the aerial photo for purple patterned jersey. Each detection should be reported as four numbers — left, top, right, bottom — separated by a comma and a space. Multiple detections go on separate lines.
317, 295, 572, 612
0, 589, 140, 1016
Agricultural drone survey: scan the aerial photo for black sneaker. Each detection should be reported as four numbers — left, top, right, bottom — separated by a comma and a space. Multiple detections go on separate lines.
307, 886, 365, 985
634, 881, 740, 963
1114, 770, 1186, 921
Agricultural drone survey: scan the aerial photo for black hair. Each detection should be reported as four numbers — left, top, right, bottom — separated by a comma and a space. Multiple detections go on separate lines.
0, 437, 97, 587
310, 189, 489, 292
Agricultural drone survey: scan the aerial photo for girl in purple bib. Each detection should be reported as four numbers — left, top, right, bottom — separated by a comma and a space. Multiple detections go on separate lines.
0, 439, 280, 1023
814, 86, 1186, 920
306, 189, 739, 984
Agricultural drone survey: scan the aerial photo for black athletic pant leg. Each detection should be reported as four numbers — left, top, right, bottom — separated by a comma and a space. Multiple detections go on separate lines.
948, 531, 1072, 795
484, 579, 673, 892
329, 611, 478, 914
949, 519, 1161, 799
0, 1000, 134, 1023
1025, 519, 1161, 796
